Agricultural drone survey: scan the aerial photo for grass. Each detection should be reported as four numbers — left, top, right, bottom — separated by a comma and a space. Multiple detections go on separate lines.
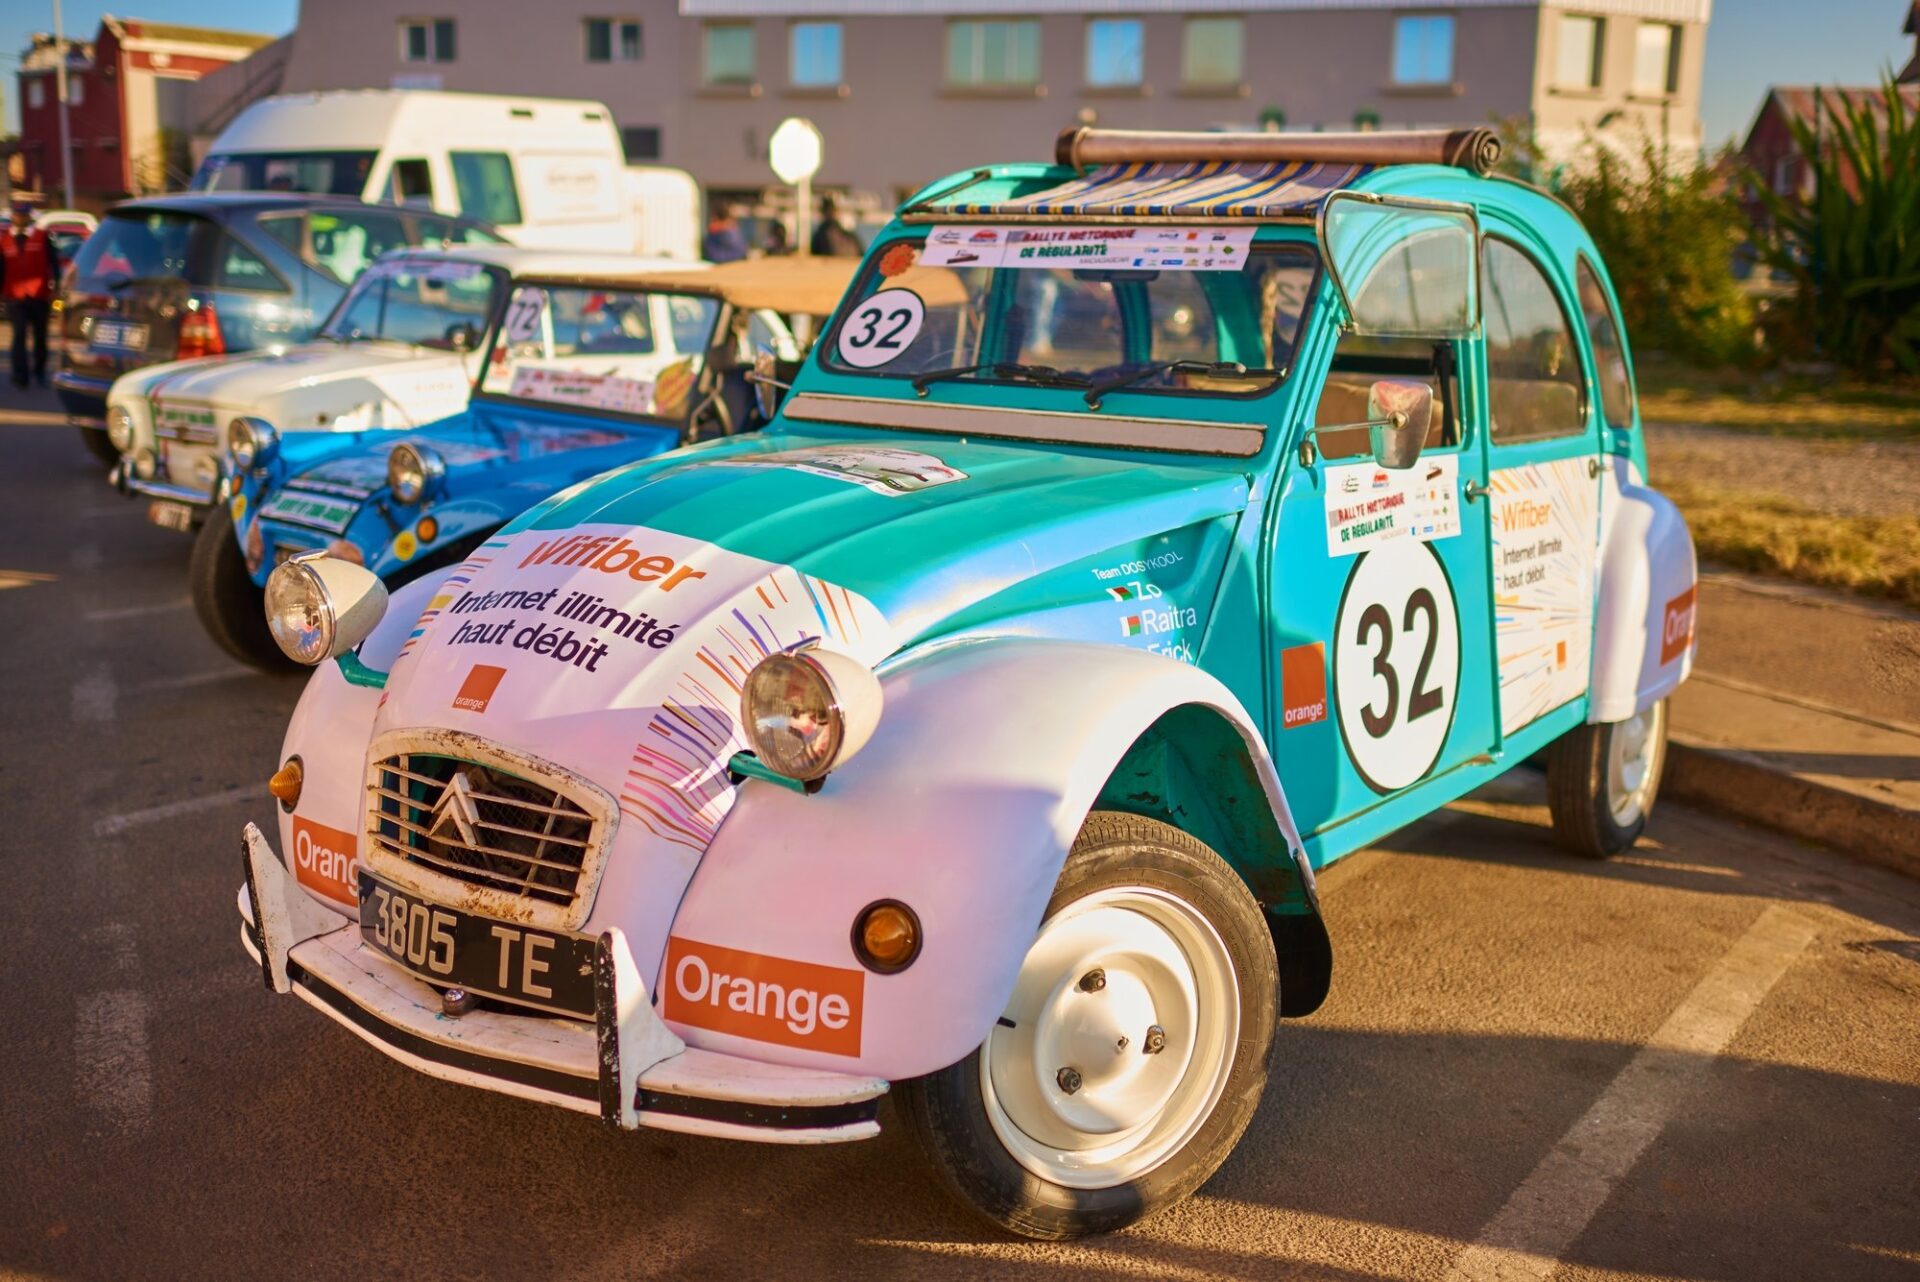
1637, 361, 1920, 441
1663, 478, 1920, 608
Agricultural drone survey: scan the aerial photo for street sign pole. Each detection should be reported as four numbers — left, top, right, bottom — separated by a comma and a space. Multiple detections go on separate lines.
768, 117, 823, 260
53, 0, 76, 209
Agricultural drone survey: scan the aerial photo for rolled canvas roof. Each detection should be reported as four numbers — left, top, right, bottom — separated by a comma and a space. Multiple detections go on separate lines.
929, 159, 1374, 221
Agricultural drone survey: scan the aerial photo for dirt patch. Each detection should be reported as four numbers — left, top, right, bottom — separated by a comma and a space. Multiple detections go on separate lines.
1647, 422, 1920, 521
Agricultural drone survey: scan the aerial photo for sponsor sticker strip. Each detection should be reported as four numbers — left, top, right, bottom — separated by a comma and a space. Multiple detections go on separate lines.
921, 225, 1256, 271
1490, 459, 1599, 734
1324, 456, 1460, 557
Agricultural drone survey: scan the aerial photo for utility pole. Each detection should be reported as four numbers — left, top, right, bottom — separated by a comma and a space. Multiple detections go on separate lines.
52, 0, 76, 209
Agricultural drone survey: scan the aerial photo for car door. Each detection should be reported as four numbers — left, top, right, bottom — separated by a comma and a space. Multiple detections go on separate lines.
1475, 227, 1606, 743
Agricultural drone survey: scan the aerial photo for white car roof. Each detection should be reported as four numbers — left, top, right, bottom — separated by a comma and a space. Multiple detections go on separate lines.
378, 245, 708, 284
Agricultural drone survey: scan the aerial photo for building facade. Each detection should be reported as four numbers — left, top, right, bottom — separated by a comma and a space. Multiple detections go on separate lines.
14, 17, 274, 208
278, 0, 1707, 208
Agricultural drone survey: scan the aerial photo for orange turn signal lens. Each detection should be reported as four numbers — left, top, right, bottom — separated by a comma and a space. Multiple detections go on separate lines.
852, 900, 921, 974
268, 757, 304, 812
416, 516, 439, 544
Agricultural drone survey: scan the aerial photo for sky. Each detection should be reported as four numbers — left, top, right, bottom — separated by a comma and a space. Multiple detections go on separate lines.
0, 0, 1909, 154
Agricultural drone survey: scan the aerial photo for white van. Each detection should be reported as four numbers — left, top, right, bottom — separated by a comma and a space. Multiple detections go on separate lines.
191, 90, 699, 260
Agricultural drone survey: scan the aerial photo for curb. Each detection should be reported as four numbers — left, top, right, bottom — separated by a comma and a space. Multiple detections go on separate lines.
1665, 736, 1920, 880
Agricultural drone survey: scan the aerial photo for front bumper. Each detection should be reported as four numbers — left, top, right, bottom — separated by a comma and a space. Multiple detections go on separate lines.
238, 823, 887, 1143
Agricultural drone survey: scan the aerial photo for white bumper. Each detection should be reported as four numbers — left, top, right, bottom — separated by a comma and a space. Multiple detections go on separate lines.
238, 823, 887, 1143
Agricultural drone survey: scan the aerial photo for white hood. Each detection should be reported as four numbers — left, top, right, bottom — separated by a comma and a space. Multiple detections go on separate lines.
136, 342, 476, 433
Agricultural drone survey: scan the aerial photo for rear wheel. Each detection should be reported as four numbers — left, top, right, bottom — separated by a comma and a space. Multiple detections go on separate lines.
1546, 699, 1669, 858
896, 811, 1277, 1239
190, 505, 293, 672
76, 424, 119, 468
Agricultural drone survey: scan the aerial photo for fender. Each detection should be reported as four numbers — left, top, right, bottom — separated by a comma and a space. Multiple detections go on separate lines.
370, 497, 514, 580
1590, 459, 1697, 724
661, 638, 1326, 1085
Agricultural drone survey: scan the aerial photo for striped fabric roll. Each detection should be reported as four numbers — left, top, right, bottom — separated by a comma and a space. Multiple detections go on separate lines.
939, 160, 1373, 219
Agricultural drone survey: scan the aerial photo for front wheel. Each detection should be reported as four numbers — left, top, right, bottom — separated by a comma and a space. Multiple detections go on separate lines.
1546, 698, 1669, 858
895, 811, 1278, 1239
189, 505, 295, 672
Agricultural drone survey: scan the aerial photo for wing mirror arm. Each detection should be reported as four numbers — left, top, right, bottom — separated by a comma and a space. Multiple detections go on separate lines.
1297, 379, 1435, 470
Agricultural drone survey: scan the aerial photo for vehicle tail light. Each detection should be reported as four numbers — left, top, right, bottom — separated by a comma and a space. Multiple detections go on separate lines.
178, 299, 226, 359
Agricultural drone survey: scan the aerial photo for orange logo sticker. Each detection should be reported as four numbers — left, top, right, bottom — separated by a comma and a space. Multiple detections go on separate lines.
1281, 642, 1328, 728
1661, 586, 1697, 665
291, 816, 356, 905
452, 664, 507, 713
662, 937, 864, 1057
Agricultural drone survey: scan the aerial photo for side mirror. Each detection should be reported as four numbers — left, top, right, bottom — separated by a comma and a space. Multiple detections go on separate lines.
748, 347, 790, 421
1320, 192, 1479, 340
1368, 379, 1433, 470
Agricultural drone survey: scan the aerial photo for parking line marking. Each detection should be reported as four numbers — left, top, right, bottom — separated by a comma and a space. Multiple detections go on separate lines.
1442, 904, 1819, 1282
93, 784, 258, 836
74, 989, 153, 1135
84, 597, 190, 622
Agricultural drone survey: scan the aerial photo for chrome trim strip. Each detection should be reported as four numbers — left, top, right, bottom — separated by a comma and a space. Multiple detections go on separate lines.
784, 392, 1266, 458
128, 478, 215, 504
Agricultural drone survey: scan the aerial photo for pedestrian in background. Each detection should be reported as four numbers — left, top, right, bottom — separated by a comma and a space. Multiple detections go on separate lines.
702, 205, 748, 263
3, 202, 60, 389
763, 219, 791, 256
810, 193, 863, 257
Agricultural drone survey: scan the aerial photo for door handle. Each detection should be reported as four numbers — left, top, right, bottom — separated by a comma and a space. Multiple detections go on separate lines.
1463, 480, 1490, 503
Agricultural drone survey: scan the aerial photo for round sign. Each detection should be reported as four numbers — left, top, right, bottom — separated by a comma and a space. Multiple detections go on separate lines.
769, 117, 824, 186
835, 289, 925, 369
502, 288, 547, 342
1332, 540, 1461, 794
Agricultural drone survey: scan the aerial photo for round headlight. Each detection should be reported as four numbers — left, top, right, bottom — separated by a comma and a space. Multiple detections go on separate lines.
106, 404, 135, 452
387, 443, 444, 504
740, 647, 883, 783
227, 416, 278, 472
264, 559, 333, 665
132, 448, 158, 480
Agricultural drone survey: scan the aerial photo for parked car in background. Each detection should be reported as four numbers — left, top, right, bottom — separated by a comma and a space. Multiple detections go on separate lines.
193, 90, 700, 260
34, 209, 96, 267
233, 127, 1697, 1238
108, 246, 655, 535
197, 255, 851, 667
57, 194, 503, 465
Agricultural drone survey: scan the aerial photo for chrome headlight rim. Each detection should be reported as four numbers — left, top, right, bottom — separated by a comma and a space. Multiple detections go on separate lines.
739, 644, 883, 784
226, 415, 279, 472
386, 443, 445, 505
264, 554, 335, 666
106, 404, 135, 452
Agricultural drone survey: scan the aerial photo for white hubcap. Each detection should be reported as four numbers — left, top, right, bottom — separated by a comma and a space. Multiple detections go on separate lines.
1607, 700, 1665, 826
981, 885, 1239, 1189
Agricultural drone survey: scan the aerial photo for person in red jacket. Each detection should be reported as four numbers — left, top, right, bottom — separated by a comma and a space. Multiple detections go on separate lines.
3, 202, 61, 389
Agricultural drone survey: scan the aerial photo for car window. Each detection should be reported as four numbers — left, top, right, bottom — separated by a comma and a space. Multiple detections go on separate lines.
323, 257, 505, 349
1481, 237, 1587, 443
1576, 256, 1636, 431
480, 283, 720, 418
192, 151, 376, 197
213, 234, 285, 293
387, 158, 435, 207
666, 295, 715, 356
70, 210, 216, 290
1314, 334, 1459, 460
307, 209, 410, 284
256, 213, 305, 258
451, 152, 523, 228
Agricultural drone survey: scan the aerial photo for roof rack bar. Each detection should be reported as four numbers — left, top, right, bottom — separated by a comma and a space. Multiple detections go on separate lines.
1053, 126, 1504, 178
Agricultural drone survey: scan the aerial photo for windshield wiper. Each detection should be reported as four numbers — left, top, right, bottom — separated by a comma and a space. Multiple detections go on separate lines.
910, 362, 1091, 397
1083, 360, 1286, 410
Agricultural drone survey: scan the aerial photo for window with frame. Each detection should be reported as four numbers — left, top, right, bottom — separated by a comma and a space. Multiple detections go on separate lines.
213, 235, 282, 293
385, 158, 434, 206
585, 19, 643, 63
1555, 14, 1603, 89
1314, 335, 1461, 459
450, 151, 522, 227
400, 19, 455, 63
306, 209, 409, 284
621, 126, 662, 161
790, 21, 843, 87
704, 23, 756, 86
1482, 237, 1588, 443
1182, 17, 1243, 88
1633, 22, 1679, 96
1086, 19, 1143, 88
1391, 15, 1454, 86
27, 78, 45, 110
946, 20, 1040, 88
69, 74, 85, 107
1575, 257, 1636, 430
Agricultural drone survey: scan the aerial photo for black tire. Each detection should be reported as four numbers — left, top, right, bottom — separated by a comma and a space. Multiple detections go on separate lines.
895, 811, 1278, 1239
190, 505, 295, 672
77, 424, 120, 468
1545, 699, 1669, 858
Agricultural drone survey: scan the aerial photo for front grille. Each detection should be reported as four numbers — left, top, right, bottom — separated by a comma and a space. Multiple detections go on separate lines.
371, 753, 597, 908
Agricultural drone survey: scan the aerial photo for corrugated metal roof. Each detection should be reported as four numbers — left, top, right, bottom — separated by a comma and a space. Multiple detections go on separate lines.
931, 160, 1370, 220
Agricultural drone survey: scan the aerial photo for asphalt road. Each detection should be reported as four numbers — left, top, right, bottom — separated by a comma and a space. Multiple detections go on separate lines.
2, 385, 1918, 1282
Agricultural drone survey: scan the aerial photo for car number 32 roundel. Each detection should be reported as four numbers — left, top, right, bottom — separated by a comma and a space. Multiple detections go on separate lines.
1333, 540, 1461, 794
836, 289, 925, 369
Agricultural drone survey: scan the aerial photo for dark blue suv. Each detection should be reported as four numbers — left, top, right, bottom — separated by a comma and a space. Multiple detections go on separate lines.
57, 193, 503, 464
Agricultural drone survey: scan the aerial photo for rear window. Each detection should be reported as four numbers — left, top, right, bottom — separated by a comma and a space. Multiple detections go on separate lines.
193, 151, 377, 198
70, 210, 215, 291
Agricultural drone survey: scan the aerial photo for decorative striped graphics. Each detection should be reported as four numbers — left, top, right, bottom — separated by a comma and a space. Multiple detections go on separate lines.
618, 566, 886, 851
393, 542, 507, 665
1489, 460, 1600, 735
938, 160, 1372, 220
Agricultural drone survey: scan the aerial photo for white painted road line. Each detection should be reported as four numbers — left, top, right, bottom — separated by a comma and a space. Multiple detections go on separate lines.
93, 784, 258, 837
84, 597, 190, 623
1443, 904, 1820, 1282
73, 989, 153, 1135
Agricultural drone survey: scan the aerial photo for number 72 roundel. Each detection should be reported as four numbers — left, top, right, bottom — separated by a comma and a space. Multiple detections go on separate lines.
1332, 540, 1462, 793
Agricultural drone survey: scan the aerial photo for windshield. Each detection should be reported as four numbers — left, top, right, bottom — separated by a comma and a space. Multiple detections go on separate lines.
822, 227, 1318, 398
322, 256, 506, 350
192, 151, 377, 197
479, 283, 721, 419
70, 210, 215, 292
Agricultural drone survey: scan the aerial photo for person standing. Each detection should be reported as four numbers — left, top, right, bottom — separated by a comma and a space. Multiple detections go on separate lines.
3, 203, 61, 389
810, 193, 863, 257
702, 205, 749, 263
